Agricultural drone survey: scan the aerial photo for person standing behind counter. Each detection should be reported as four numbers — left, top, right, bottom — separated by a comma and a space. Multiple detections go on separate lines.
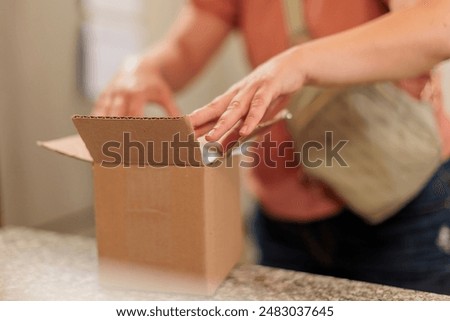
94, 0, 450, 294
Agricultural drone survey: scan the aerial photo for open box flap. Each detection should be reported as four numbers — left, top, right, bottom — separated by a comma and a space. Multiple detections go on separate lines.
72, 115, 203, 166
38, 134, 93, 163
39, 111, 292, 167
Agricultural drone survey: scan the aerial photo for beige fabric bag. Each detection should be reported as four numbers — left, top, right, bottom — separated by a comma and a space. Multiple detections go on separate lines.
282, 0, 442, 223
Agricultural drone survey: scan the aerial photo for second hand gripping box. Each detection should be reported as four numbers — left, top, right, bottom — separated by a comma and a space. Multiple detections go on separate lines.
40, 115, 243, 295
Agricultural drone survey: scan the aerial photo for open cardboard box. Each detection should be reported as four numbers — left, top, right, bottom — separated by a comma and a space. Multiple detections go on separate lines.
39, 115, 243, 295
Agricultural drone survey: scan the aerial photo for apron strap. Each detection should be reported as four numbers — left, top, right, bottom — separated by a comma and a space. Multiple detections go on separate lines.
282, 0, 311, 45
281, 0, 340, 133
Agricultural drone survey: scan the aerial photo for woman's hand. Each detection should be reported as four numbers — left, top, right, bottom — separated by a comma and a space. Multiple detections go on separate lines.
189, 47, 306, 141
92, 56, 180, 117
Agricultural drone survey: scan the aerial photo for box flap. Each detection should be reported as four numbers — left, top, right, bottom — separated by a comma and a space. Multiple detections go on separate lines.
38, 134, 93, 163
72, 115, 203, 167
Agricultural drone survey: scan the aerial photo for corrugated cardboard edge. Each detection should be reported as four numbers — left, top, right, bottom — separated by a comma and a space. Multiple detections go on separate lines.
37, 134, 93, 163
72, 115, 203, 166
39, 115, 287, 167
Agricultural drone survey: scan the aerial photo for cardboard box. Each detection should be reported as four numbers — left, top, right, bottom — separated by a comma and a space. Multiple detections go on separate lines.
39, 116, 243, 295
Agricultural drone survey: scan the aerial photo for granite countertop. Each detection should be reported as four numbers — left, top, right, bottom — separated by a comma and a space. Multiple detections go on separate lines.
0, 227, 448, 301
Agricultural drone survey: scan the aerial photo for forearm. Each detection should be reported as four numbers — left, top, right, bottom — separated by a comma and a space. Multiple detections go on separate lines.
134, 4, 231, 91
297, 0, 450, 86
189, 0, 450, 140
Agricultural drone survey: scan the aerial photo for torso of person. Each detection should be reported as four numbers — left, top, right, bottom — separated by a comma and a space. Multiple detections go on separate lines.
192, 0, 450, 221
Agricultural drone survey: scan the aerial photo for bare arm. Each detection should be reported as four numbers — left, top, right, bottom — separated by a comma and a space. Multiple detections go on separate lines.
190, 0, 450, 141
301, 0, 450, 85
144, 4, 232, 91
93, 4, 231, 116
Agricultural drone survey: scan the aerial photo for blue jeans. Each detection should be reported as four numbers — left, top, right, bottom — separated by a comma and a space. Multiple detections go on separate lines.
253, 160, 450, 295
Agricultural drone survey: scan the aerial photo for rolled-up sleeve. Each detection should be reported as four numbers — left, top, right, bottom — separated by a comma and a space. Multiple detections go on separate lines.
190, 0, 240, 27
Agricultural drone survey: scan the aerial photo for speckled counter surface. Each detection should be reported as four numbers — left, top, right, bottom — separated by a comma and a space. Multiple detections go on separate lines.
0, 227, 448, 301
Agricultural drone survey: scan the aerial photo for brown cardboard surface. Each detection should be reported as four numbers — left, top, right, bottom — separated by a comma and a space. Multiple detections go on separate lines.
204, 163, 243, 293
72, 115, 203, 167
93, 163, 242, 294
39, 115, 243, 295
38, 134, 92, 163
93, 165, 206, 294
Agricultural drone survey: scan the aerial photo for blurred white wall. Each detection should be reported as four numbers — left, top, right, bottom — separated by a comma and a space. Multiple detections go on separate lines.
0, 0, 250, 228
0, 0, 11, 225
81, 0, 250, 112
0, 0, 93, 227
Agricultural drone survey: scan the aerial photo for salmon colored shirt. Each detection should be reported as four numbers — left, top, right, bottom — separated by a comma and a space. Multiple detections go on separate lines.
192, 0, 450, 221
